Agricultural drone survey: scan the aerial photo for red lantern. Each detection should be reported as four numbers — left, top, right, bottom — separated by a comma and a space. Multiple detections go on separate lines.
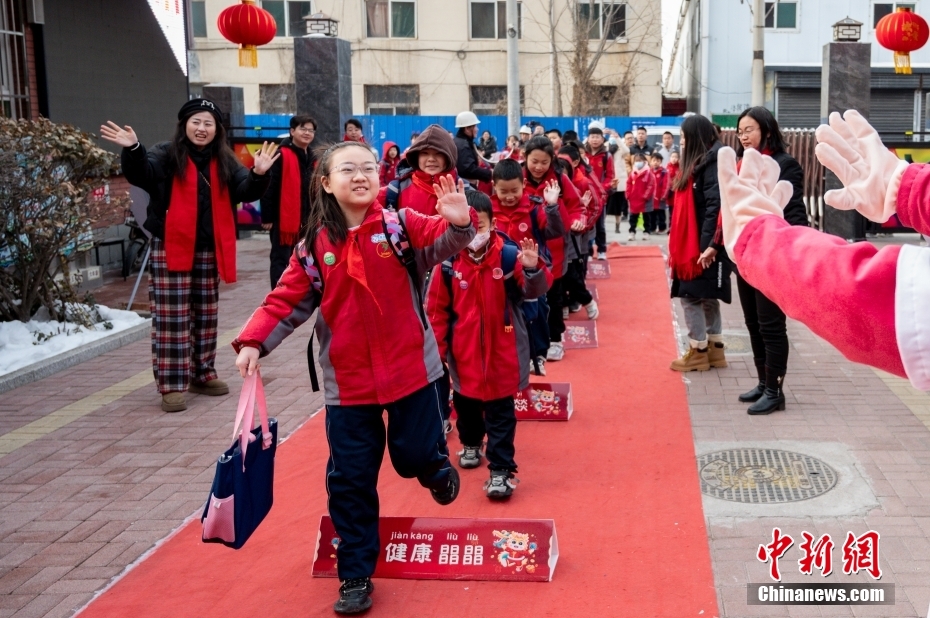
217, 0, 277, 68
875, 7, 930, 74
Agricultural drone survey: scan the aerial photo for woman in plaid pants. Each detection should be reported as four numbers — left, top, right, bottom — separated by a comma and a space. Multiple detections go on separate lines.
101, 99, 278, 412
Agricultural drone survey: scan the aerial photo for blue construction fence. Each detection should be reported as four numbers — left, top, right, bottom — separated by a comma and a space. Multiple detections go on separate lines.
244, 114, 685, 155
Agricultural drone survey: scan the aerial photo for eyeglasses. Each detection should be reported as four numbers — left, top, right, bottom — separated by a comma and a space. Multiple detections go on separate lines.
737, 127, 758, 138
296, 127, 315, 134
331, 163, 379, 177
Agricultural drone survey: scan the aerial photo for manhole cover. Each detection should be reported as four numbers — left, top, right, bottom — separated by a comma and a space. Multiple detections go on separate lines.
698, 449, 838, 503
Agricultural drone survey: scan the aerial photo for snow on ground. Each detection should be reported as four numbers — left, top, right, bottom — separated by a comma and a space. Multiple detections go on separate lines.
0, 305, 147, 376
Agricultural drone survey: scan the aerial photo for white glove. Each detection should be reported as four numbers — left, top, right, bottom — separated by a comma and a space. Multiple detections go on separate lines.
717, 147, 793, 264
814, 109, 909, 223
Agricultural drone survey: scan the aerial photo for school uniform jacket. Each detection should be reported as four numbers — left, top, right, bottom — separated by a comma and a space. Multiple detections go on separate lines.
233, 202, 476, 406
585, 146, 616, 194
491, 193, 564, 271
426, 235, 550, 401
523, 167, 584, 277
626, 167, 655, 214
733, 163, 930, 390
652, 166, 669, 205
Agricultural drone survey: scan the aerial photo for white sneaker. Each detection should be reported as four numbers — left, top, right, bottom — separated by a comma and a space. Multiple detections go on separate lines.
636, 230, 644, 241
596, 254, 607, 261
585, 300, 599, 320
547, 342, 565, 362
531, 357, 547, 376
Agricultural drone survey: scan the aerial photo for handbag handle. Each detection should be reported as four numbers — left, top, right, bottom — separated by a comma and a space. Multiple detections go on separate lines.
232, 370, 273, 471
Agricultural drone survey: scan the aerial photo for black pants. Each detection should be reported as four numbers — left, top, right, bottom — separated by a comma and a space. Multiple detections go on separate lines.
563, 258, 593, 306
269, 224, 294, 290
594, 207, 607, 253
629, 212, 644, 234
547, 277, 565, 343
325, 379, 452, 579
736, 272, 789, 374
655, 202, 667, 232
453, 392, 517, 472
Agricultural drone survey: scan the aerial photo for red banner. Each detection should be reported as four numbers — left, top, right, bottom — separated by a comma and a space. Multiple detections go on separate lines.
312, 516, 558, 582
587, 261, 611, 279
563, 321, 598, 349
516, 382, 572, 420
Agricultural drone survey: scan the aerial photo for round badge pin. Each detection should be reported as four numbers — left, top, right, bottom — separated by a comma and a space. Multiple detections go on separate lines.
323, 252, 336, 266
377, 242, 392, 258
492, 268, 504, 280
518, 222, 529, 232
459, 280, 468, 290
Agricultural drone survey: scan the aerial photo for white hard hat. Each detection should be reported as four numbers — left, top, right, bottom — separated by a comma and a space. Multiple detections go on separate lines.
519, 125, 531, 134
455, 111, 480, 128
588, 120, 604, 131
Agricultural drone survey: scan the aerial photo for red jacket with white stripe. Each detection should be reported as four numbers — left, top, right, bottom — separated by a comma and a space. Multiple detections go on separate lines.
522, 167, 584, 277
426, 234, 550, 401
585, 146, 615, 194
733, 162, 930, 390
233, 202, 476, 406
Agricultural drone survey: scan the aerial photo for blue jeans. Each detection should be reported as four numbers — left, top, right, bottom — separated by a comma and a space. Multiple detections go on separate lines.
325, 379, 452, 579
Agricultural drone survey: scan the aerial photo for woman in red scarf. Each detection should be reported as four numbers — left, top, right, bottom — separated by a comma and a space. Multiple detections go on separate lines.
100, 99, 277, 412
732, 106, 808, 415
667, 114, 731, 373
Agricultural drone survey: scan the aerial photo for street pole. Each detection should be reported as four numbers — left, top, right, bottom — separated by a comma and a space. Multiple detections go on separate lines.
751, 0, 765, 107
506, 0, 520, 136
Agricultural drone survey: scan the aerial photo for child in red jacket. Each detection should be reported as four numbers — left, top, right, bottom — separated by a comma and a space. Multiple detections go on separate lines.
378, 140, 399, 186
233, 142, 476, 615
378, 124, 459, 215
558, 145, 600, 319
427, 192, 549, 498
626, 153, 656, 241
650, 152, 670, 234
491, 158, 564, 374
666, 150, 680, 226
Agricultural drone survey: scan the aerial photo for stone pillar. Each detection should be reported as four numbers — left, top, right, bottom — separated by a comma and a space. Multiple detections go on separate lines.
202, 85, 245, 138
820, 42, 871, 241
294, 36, 353, 145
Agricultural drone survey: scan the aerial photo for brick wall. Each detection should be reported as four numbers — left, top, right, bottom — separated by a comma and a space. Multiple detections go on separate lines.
24, 25, 39, 120
91, 176, 131, 230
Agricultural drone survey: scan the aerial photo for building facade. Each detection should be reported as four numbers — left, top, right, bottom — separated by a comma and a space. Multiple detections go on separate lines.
665, 0, 930, 132
189, 0, 663, 117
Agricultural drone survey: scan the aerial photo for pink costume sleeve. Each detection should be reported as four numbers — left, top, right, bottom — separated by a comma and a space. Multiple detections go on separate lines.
734, 215, 907, 379
897, 163, 930, 236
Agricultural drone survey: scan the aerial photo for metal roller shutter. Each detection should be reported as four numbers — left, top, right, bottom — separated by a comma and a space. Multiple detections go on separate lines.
776, 88, 821, 129
870, 89, 914, 136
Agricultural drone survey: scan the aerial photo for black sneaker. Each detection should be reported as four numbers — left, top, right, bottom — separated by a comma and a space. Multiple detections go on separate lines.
333, 577, 374, 614
485, 470, 517, 500
430, 466, 460, 505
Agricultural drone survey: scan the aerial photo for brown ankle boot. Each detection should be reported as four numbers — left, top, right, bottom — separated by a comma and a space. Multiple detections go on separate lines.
161, 392, 187, 413
707, 341, 727, 368
670, 347, 711, 372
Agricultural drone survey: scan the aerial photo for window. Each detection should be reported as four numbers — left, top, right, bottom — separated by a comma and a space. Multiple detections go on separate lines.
192, 1, 207, 38
262, 1, 313, 37
260, 84, 297, 114
470, 1, 522, 39
577, 1, 626, 40
365, 85, 420, 115
0, 0, 29, 119
596, 86, 627, 115
873, 2, 916, 27
764, 1, 797, 29
470, 86, 525, 115
366, 0, 416, 38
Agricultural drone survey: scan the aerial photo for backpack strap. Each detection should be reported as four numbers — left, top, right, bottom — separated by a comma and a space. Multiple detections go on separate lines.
384, 170, 413, 211
499, 242, 520, 333
382, 209, 429, 330
297, 238, 325, 393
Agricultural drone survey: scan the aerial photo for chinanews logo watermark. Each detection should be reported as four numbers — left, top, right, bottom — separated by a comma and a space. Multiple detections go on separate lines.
748, 528, 894, 606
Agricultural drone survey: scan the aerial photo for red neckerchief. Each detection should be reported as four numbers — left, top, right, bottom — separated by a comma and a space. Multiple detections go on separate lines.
279, 148, 302, 246
165, 158, 237, 283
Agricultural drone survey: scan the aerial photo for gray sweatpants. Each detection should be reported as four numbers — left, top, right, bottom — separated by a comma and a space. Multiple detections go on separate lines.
680, 297, 722, 346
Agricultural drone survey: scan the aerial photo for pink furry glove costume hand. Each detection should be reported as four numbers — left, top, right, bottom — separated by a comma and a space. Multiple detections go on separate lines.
815, 109, 909, 223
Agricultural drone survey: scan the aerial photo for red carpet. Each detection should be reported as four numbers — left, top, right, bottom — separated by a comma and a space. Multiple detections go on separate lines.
78, 245, 716, 617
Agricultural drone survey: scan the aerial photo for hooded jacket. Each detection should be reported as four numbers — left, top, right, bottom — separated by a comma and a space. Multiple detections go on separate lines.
379, 140, 400, 186
626, 165, 656, 214
426, 233, 549, 401
233, 201, 477, 406
378, 125, 458, 216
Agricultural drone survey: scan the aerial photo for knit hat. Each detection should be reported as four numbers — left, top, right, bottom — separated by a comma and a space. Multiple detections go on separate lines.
178, 98, 223, 124
588, 120, 604, 131
405, 124, 458, 173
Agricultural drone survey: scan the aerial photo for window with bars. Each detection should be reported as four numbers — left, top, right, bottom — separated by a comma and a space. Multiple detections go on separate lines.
577, 1, 626, 40
873, 2, 916, 27
366, 0, 416, 38
764, 0, 798, 29
469, 1, 522, 40
365, 85, 420, 115
262, 1, 313, 37
470, 85, 524, 115
0, 0, 29, 120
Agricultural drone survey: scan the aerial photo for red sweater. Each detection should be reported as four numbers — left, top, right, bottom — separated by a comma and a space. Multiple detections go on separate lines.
426, 234, 550, 400
232, 202, 476, 406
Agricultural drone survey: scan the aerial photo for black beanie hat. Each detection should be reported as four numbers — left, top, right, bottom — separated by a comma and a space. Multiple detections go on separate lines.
178, 98, 223, 124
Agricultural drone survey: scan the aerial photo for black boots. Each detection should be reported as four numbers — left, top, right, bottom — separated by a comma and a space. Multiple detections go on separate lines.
747, 368, 786, 415
739, 361, 766, 403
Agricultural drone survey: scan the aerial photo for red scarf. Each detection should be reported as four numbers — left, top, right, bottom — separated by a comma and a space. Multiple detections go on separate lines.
165, 159, 237, 283
279, 148, 302, 246
411, 170, 438, 196
667, 178, 703, 281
